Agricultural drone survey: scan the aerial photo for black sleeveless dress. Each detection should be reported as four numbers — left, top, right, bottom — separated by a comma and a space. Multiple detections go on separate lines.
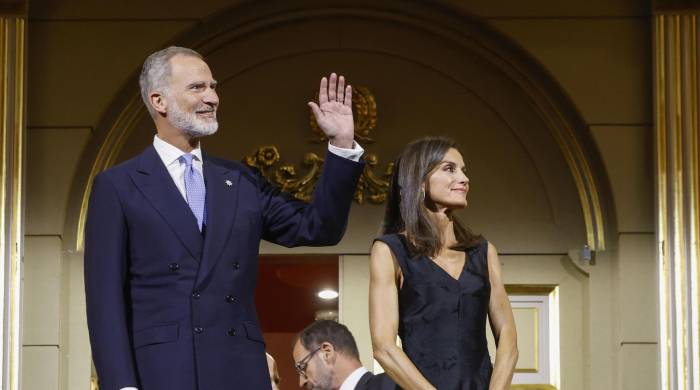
374, 234, 492, 390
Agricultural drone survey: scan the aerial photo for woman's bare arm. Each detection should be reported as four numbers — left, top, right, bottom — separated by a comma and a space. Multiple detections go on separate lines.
486, 242, 518, 390
369, 240, 436, 390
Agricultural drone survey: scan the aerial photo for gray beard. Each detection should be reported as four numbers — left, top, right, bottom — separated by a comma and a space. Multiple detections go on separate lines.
312, 370, 335, 390
167, 99, 218, 137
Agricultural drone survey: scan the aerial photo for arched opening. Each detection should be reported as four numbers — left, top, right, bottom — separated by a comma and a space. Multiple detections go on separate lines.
60, 1, 615, 388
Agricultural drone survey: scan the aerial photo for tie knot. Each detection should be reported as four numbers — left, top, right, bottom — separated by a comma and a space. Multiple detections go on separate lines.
179, 153, 195, 167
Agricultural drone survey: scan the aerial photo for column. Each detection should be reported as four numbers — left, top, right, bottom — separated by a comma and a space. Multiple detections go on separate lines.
0, 3, 26, 390
655, 5, 700, 390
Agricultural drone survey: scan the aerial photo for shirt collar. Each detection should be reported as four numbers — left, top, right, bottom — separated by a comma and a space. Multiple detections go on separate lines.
339, 367, 368, 390
152, 134, 203, 166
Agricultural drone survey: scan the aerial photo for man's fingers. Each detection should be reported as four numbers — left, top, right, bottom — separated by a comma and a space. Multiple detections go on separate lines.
319, 77, 328, 104
328, 73, 337, 101
337, 76, 345, 102
344, 85, 352, 107
317, 73, 351, 106
308, 102, 323, 120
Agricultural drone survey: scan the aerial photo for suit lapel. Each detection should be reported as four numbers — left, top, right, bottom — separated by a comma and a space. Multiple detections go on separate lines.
129, 145, 203, 260
195, 156, 241, 287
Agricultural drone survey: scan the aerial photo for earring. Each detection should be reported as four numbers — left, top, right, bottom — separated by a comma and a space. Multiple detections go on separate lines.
419, 188, 425, 201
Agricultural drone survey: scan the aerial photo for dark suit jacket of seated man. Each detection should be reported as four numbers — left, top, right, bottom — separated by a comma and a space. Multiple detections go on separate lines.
84, 46, 364, 390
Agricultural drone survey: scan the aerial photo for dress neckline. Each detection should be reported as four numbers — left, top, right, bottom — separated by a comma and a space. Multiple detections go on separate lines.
428, 253, 467, 283
397, 234, 467, 283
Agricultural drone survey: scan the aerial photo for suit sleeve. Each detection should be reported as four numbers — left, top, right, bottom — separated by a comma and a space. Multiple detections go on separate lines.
260, 151, 364, 247
84, 173, 139, 389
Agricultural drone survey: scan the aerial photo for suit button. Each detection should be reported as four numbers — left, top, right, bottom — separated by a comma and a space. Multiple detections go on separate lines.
194, 327, 204, 334
169, 263, 180, 271
232, 262, 240, 270
226, 295, 236, 303
192, 291, 201, 299
227, 328, 236, 336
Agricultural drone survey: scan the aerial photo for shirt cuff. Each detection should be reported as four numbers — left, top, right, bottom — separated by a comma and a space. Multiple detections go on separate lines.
120, 388, 138, 390
327, 141, 364, 162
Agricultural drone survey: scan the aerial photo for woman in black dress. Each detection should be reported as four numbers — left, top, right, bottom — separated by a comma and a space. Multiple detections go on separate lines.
370, 137, 518, 389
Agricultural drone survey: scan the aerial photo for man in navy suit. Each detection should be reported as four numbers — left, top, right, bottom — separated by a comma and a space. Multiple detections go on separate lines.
84, 46, 364, 390
293, 320, 396, 390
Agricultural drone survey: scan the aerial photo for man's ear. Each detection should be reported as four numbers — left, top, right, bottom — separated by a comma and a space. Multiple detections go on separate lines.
321, 342, 336, 364
150, 92, 167, 115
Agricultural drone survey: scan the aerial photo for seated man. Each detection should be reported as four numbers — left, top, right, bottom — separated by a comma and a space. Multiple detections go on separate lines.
293, 320, 395, 390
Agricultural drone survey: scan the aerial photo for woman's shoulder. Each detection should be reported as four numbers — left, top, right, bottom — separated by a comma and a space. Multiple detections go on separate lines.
466, 236, 489, 253
374, 232, 403, 244
373, 233, 411, 261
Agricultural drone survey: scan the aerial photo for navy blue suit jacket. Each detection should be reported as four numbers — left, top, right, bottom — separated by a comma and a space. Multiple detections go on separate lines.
84, 145, 363, 390
355, 372, 397, 390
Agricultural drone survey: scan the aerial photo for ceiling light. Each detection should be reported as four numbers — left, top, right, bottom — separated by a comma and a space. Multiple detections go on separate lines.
317, 289, 338, 299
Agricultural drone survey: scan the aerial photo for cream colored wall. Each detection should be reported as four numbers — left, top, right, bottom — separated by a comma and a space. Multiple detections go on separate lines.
339, 255, 373, 370
481, 6, 655, 389
24, 128, 92, 390
23, 1, 654, 389
592, 127, 656, 390
492, 10, 656, 386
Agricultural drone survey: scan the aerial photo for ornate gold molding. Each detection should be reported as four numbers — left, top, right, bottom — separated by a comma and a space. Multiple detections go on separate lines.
246, 146, 324, 202
245, 146, 393, 204
246, 86, 393, 205
655, 12, 700, 390
355, 152, 393, 204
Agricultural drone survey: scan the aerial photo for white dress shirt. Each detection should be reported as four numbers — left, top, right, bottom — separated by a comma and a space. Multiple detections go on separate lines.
152, 135, 204, 201
340, 367, 369, 390
119, 135, 363, 390
327, 140, 364, 162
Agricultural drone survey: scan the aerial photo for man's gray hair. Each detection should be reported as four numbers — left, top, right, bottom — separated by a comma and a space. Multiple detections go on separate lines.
139, 46, 203, 117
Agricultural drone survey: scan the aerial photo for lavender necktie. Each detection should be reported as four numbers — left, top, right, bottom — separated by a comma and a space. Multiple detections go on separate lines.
179, 153, 206, 231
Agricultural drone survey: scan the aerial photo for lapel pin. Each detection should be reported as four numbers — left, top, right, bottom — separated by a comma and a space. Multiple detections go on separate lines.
225, 179, 232, 187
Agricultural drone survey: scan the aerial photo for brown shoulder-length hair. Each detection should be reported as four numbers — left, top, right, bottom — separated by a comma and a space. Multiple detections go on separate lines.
382, 136, 482, 257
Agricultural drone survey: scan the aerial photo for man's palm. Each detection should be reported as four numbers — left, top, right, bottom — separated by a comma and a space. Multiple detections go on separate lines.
309, 73, 354, 148
316, 100, 353, 139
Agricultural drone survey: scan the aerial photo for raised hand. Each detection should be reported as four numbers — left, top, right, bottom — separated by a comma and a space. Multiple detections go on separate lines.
308, 73, 354, 149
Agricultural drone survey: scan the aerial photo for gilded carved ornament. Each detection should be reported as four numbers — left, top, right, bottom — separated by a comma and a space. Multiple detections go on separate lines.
245, 86, 393, 204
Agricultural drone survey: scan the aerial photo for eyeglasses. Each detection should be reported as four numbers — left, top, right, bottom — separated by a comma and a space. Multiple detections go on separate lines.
294, 346, 322, 379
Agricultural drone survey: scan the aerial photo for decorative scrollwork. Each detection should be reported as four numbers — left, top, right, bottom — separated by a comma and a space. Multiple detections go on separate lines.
245, 146, 392, 205
245, 146, 280, 168
245, 86, 391, 204
245, 146, 324, 202
355, 153, 394, 204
